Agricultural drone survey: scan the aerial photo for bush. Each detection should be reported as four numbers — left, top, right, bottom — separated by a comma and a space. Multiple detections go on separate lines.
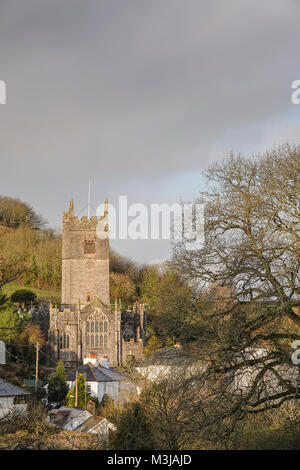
11, 289, 37, 304
105, 401, 156, 450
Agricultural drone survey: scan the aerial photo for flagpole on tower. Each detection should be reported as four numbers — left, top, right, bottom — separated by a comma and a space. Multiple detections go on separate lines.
88, 177, 91, 219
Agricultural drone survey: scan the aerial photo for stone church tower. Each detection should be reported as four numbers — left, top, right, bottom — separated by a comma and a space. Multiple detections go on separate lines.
61, 199, 110, 307
48, 200, 146, 368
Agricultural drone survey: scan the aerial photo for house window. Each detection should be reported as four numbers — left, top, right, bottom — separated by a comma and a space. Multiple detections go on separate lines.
86, 383, 91, 394
13, 395, 27, 404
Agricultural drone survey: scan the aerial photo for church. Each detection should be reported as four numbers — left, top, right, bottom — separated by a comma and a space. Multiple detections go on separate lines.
48, 200, 146, 368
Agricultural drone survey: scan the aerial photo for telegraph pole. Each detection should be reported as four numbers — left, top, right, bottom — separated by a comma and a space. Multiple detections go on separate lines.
35, 343, 39, 392
75, 370, 78, 407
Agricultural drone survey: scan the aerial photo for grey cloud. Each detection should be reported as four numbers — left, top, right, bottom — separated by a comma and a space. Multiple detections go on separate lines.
0, 0, 299, 261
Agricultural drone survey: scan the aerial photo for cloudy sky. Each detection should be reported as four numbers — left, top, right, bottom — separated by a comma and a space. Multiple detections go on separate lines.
0, 0, 300, 263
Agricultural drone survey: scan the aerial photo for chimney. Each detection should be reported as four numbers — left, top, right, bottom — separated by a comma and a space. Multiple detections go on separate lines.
102, 355, 110, 369
87, 400, 96, 415
83, 352, 98, 366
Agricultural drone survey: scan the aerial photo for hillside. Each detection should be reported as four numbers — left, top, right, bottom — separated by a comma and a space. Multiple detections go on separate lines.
2, 284, 61, 305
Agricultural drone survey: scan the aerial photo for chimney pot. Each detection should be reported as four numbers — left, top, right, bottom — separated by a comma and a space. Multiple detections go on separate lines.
102, 356, 110, 369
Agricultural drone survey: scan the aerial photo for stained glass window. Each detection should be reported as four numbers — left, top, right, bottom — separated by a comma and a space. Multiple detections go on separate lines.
86, 311, 108, 349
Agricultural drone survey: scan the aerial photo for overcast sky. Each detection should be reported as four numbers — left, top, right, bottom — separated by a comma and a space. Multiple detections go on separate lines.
0, 0, 300, 263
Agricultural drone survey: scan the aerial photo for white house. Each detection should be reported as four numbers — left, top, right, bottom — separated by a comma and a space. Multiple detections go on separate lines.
136, 345, 192, 382
0, 378, 30, 419
0, 341, 6, 364
66, 358, 137, 404
231, 347, 300, 396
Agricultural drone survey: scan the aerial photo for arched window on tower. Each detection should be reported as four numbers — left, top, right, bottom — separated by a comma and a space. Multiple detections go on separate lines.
86, 311, 108, 349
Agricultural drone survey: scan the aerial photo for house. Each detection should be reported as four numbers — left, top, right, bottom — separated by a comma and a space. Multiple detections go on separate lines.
136, 344, 189, 382
66, 356, 137, 405
0, 341, 5, 364
0, 378, 30, 419
231, 347, 300, 396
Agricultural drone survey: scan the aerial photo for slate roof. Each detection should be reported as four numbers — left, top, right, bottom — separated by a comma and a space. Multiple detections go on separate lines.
140, 346, 188, 366
49, 407, 90, 429
50, 406, 116, 434
0, 378, 30, 397
66, 362, 129, 383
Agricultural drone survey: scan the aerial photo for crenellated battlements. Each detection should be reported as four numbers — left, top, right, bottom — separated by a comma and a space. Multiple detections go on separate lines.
63, 213, 107, 231
62, 199, 108, 231
49, 304, 79, 327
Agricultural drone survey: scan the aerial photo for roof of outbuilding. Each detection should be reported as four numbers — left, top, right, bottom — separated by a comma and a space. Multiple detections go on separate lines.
0, 378, 30, 397
51, 406, 116, 433
140, 346, 188, 366
66, 362, 129, 383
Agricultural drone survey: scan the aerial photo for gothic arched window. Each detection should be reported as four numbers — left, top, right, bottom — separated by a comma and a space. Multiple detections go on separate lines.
59, 331, 70, 349
122, 326, 134, 342
86, 311, 108, 349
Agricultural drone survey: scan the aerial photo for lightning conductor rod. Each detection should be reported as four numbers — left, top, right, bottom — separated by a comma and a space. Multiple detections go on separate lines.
88, 177, 91, 219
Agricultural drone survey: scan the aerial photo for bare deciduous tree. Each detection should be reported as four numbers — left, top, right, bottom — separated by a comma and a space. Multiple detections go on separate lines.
172, 144, 300, 433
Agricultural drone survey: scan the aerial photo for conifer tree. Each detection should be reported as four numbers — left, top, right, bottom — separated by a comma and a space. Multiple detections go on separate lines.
67, 373, 93, 408
47, 360, 69, 406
